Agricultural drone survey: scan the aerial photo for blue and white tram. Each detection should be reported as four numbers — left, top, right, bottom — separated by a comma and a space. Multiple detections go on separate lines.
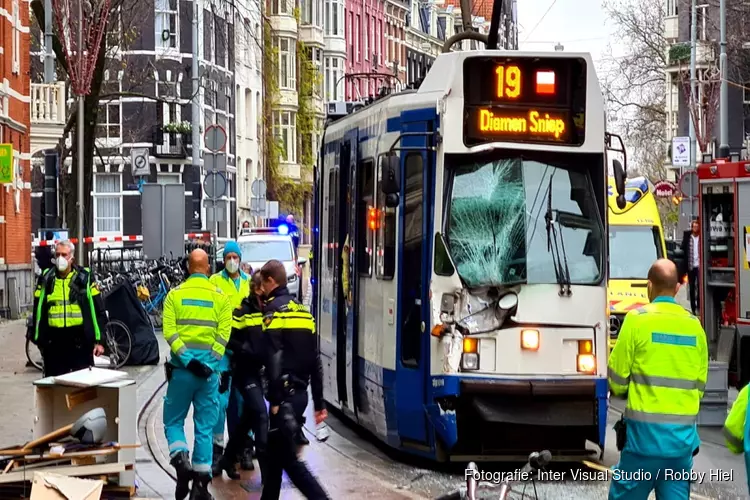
311, 50, 628, 462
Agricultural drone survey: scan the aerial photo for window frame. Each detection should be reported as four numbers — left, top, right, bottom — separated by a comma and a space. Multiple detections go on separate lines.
93, 173, 123, 236
155, 0, 179, 51
274, 111, 297, 163
12, 0, 20, 74
357, 157, 375, 277
375, 154, 396, 280
274, 36, 297, 90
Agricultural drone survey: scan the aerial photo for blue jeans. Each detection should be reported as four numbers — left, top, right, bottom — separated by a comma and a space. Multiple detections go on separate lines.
608, 451, 692, 500
163, 367, 220, 474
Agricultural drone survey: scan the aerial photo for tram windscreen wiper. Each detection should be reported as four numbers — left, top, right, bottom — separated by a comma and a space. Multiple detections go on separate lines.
543, 176, 572, 296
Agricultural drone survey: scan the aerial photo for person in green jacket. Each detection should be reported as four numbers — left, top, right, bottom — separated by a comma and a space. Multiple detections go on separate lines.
723, 384, 750, 493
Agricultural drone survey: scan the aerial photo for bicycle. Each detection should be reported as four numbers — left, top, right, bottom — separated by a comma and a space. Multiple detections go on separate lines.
25, 318, 133, 371
434, 450, 552, 500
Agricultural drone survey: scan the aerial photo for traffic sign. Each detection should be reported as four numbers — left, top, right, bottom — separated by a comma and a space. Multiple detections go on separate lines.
653, 180, 677, 198
204, 125, 227, 152
204, 199, 227, 223
679, 170, 699, 198
251, 178, 267, 197
679, 198, 699, 219
672, 136, 690, 167
203, 171, 227, 199
131, 148, 150, 177
0, 144, 13, 184
204, 152, 226, 172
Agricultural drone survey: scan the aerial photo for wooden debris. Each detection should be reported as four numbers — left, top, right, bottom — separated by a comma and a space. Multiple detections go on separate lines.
65, 387, 99, 410
21, 424, 74, 451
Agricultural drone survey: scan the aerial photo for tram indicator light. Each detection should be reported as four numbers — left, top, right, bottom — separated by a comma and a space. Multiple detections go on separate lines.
536, 71, 556, 94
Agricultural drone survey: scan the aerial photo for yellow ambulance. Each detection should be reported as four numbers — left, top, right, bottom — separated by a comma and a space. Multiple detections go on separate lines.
607, 176, 667, 350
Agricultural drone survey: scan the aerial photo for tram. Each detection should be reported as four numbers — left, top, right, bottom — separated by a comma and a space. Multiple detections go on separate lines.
310, 48, 629, 461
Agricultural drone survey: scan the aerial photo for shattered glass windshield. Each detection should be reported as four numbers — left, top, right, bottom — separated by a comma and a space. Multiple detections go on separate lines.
446, 155, 603, 288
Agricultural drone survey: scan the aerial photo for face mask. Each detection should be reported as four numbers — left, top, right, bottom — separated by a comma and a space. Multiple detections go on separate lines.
56, 256, 70, 272
225, 259, 239, 273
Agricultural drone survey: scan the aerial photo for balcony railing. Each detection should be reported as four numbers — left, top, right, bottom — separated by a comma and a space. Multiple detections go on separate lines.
31, 82, 66, 125
151, 125, 192, 159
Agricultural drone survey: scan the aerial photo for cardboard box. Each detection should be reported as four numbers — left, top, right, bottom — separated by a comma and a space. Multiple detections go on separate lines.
30, 472, 103, 500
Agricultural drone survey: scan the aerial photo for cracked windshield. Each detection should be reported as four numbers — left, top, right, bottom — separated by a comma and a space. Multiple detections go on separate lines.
446, 157, 603, 288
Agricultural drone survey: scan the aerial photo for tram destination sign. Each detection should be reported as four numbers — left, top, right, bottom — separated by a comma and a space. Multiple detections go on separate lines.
463, 56, 587, 147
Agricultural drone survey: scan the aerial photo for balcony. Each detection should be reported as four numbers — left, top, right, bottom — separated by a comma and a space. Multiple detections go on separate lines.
151, 125, 192, 159
667, 41, 716, 70
299, 24, 324, 48
30, 82, 67, 155
278, 162, 301, 180
664, 16, 678, 40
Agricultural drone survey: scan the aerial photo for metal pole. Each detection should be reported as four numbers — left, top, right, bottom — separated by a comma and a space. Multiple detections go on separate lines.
191, 0, 202, 230
43, 0, 55, 82
688, 0, 697, 222
719, 0, 729, 157
76, 0, 84, 262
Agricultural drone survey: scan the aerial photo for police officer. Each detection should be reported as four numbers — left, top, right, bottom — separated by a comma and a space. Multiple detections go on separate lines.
258, 259, 329, 500
608, 259, 708, 500
31, 240, 106, 377
209, 240, 251, 476
723, 384, 750, 493
162, 249, 232, 500
216, 272, 267, 479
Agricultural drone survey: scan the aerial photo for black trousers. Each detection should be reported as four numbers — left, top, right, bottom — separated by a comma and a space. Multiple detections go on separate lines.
688, 267, 700, 314
259, 391, 328, 500
225, 375, 268, 459
42, 327, 93, 377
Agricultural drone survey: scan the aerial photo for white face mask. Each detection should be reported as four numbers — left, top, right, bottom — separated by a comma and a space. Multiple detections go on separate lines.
225, 259, 240, 273
56, 256, 70, 272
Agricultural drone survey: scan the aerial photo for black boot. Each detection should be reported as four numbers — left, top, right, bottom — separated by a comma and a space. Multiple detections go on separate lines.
240, 448, 255, 471
295, 429, 310, 446
217, 454, 241, 479
211, 444, 223, 478
170, 451, 193, 500
189, 473, 214, 500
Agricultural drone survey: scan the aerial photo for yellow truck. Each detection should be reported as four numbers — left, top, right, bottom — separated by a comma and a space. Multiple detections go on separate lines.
607, 176, 667, 350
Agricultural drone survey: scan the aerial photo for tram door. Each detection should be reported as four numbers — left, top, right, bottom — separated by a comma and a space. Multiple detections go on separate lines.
395, 115, 435, 444
334, 132, 360, 415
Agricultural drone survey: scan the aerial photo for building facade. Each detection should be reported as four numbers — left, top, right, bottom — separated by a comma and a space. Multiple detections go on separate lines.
30, 0, 239, 249
344, 0, 386, 99
0, 0, 32, 316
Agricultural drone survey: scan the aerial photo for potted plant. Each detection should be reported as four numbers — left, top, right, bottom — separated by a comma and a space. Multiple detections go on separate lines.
162, 121, 192, 134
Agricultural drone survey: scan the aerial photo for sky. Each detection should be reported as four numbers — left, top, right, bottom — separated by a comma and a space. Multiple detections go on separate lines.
516, 0, 624, 74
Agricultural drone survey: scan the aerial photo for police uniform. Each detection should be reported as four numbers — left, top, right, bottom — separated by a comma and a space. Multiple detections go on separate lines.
260, 285, 328, 500
217, 295, 267, 476
162, 273, 232, 500
32, 266, 106, 377
608, 296, 708, 500
208, 261, 250, 463
723, 384, 750, 493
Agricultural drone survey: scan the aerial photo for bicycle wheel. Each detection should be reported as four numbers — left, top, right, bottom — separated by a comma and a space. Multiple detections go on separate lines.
25, 338, 43, 371
104, 320, 133, 369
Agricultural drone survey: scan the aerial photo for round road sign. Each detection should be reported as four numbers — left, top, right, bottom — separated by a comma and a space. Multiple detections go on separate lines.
251, 178, 267, 197
203, 171, 227, 199
679, 171, 699, 198
134, 154, 147, 170
204, 125, 227, 152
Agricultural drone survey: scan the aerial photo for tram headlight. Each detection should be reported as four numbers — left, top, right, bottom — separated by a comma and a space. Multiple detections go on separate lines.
462, 337, 479, 370
521, 329, 540, 351
577, 354, 596, 374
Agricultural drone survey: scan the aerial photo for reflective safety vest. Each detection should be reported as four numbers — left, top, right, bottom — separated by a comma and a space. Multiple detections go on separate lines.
723, 385, 750, 493
209, 270, 250, 311
33, 268, 102, 341
162, 273, 232, 370
608, 296, 708, 458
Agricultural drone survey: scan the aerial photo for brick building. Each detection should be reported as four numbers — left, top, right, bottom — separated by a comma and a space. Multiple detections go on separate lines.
0, 0, 32, 316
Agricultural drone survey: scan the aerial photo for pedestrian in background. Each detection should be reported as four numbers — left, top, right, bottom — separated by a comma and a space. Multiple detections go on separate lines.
34, 231, 55, 275
31, 240, 106, 377
723, 384, 750, 494
680, 219, 700, 315
608, 259, 708, 500
209, 240, 251, 477
162, 249, 232, 500
259, 259, 329, 500
217, 272, 267, 479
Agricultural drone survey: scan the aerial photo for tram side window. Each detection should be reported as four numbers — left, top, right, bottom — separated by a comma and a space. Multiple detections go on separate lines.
357, 159, 375, 276
375, 156, 396, 279
401, 153, 424, 367
326, 168, 338, 269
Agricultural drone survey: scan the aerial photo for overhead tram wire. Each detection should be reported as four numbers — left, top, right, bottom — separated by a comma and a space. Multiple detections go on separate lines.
521, 0, 559, 43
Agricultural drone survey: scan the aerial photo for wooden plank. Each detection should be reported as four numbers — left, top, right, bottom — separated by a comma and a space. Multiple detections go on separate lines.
65, 387, 99, 410
21, 424, 74, 451
0, 462, 127, 484
2, 460, 13, 474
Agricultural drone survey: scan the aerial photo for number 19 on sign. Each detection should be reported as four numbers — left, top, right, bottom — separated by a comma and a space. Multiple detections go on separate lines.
496, 65, 521, 99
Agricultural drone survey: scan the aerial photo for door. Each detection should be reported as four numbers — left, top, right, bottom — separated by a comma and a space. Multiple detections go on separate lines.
395, 116, 434, 444
344, 130, 360, 415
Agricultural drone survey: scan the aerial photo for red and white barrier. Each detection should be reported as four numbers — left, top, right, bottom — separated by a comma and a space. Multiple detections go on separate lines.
32, 233, 212, 247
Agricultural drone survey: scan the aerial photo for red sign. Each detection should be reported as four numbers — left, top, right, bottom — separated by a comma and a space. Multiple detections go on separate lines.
653, 180, 677, 198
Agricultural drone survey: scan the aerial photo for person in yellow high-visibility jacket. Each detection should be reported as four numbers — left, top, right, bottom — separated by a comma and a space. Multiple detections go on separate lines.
209, 240, 252, 476
607, 259, 708, 500
162, 249, 232, 500
723, 384, 750, 493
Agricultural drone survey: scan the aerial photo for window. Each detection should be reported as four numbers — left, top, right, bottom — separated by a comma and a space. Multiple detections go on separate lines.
273, 111, 296, 162
272, 0, 290, 15
274, 37, 296, 90
12, 0, 20, 74
326, 168, 339, 268
303, 0, 323, 26
355, 14, 360, 61
245, 89, 253, 137
239, 241, 294, 261
157, 173, 181, 184
94, 174, 122, 234
744, 81, 750, 103
155, 0, 178, 50
400, 153, 423, 365
365, 14, 369, 59
357, 159, 375, 276
256, 91, 262, 138
311, 48, 323, 97
325, 0, 342, 35
324, 57, 343, 101
697, 4, 708, 41
96, 102, 121, 143
666, 0, 678, 16
375, 156, 396, 279
609, 226, 663, 280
